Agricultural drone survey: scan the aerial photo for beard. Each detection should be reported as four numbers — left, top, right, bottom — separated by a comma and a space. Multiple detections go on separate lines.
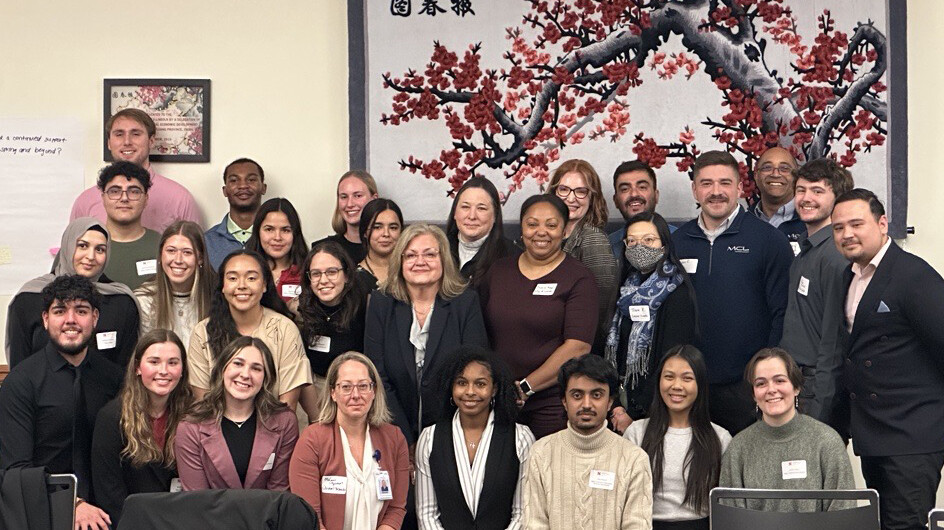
51, 332, 94, 357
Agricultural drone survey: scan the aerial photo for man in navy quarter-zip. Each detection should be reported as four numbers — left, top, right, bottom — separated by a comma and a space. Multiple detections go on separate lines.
672, 151, 793, 435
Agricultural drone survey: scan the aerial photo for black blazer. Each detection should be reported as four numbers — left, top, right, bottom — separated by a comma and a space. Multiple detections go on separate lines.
364, 289, 489, 445
91, 399, 177, 525
843, 241, 944, 456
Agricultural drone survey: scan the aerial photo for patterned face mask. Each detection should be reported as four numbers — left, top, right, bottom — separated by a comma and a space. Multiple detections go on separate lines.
624, 244, 665, 273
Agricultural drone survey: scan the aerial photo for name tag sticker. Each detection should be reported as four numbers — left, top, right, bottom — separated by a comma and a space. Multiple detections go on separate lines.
310, 335, 331, 353
680, 259, 698, 274
169, 478, 182, 493
281, 284, 302, 298
375, 470, 393, 500
532, 283, 558, 296
136, 259, 157, 276
629, 305, 651, 322
588, 469, 615, 490
322, 475, 347, 494
790, 241, 801, 256
263, 452, 275, 471
96, 331, 117, 350
782, 459, 807, 480
798, 276, 810, 297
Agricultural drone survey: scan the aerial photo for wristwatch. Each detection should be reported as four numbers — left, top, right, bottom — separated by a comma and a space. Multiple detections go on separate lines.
519, 379, 535, 397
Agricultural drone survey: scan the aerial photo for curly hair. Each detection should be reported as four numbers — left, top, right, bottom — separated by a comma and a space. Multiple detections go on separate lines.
438, 346, 519, 426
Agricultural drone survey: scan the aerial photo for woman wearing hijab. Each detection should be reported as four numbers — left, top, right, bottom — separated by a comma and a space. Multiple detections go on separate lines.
5, 217, 140, 368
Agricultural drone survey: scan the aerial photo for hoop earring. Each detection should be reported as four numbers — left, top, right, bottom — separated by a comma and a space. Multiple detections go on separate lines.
490, 397, 495, 409
450, 397, 456, 407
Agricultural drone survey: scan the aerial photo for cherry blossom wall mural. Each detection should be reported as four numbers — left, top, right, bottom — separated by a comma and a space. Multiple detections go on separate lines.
350, 0, 907, 236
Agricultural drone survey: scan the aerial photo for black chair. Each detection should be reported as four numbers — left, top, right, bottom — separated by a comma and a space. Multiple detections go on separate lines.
47, 474, 76, 530
709, 488, 880, 530
116, 489, 317, 530
929, 508, 944, 529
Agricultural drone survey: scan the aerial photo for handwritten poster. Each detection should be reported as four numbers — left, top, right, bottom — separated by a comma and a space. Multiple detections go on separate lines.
0, 118, 84, 294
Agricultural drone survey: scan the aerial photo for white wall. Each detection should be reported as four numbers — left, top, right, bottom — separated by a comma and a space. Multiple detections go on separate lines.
0, 0, 349, 364
1, 0, 943, 367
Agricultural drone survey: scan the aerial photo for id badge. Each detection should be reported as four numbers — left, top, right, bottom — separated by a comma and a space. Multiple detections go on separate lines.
375, 470, 393, 500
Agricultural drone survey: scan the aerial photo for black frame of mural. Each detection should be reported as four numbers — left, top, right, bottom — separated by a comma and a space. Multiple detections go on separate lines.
348, 0, 909, 237
103, 78, 211, 164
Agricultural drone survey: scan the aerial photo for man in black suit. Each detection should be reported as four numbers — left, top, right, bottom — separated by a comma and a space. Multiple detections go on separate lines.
832, 188, 944, 530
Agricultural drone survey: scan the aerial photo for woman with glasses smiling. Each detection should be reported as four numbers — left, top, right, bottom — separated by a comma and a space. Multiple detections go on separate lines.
606, 211, 698, 433
546, 159, 619, 354
290, 352, 410, 530
292, 240, 370, 418
364, 224, 489, 448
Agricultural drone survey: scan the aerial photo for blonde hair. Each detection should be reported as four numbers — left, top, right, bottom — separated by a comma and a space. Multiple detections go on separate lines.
381, 223, 467, 302
315, 352, 392, 426
119, 329, 194, 468
331, 170, 379, 235
136, 221, 214, 333
186, 336, 287, 424
547, 159, 609, 229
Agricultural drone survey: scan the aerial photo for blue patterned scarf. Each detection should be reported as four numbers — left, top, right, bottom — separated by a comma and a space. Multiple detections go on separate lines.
604, 260, 683, 390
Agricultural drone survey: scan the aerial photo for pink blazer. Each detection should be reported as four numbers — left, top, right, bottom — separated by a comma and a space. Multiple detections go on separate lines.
175, 408, 299, 491
289, 421, 410, 530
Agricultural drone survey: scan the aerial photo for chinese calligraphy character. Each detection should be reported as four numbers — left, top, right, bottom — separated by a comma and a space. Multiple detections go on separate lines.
420, 0, 446, 16
391, 0, 411, 17
451, 0, 474, 16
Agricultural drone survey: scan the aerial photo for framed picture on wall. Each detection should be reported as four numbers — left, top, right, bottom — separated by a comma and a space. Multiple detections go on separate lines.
103, 78, 211, 163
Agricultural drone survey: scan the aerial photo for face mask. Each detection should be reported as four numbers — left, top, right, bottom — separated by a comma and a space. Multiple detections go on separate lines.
624, 244, 665, 273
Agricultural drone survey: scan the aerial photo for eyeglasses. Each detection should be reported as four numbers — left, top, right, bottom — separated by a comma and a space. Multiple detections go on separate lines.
403, 250, 440, 263
555, 185, 590, 200
625, 235, 662, 247
757, 164, 795, 176
307, 267, 343, 281
334, 381, 374, 395
104, 187, 145, 201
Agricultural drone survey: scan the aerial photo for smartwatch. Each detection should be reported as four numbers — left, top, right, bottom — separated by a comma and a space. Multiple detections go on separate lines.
519, 379, 535, 397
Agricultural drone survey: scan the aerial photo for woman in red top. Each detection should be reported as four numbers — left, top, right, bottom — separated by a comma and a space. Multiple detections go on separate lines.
246, 198, 309, 303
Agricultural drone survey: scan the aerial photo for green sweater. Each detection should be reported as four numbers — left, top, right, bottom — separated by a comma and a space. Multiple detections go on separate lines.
719, 413, 854, 512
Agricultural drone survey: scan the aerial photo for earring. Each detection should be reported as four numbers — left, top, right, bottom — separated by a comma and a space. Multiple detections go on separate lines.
795, 396, 800, 410
449, 397, 456, 407
490, 397, 495, 408
755, 405, 760, 416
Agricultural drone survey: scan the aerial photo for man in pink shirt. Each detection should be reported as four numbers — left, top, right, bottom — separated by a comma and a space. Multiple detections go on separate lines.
70, 108, 203, 232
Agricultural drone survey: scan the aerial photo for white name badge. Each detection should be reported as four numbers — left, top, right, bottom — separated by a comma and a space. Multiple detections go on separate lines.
96, 331, 117, 350
136, 259, 157, 276
375, 470, 393, 500
263, 452, 275, 471
790, 241, 801, 256
169, 478, 182, 493
679, 259, 698, 274
798, 276, 810, 297
281, 284, 302, 298
532, 283, 558, 296
310, 335, 331, 353
782, 459, 807, 480
588, 469, 615, 490
322, 475, 347, 495
629, 305, 651, 322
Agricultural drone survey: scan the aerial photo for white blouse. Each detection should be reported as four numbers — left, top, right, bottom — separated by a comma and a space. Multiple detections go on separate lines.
340, 425, 384, 530
415, 411, 535, 530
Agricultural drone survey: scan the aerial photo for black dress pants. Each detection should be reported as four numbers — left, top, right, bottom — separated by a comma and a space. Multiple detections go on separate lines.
860, 451, 944, 530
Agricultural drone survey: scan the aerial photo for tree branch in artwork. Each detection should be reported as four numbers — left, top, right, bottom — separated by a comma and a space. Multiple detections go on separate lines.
381, 0, 888, 201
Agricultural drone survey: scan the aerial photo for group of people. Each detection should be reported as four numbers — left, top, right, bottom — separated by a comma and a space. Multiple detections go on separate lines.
0, 107, 942, 530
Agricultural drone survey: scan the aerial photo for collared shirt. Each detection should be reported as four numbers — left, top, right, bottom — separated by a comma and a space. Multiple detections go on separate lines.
0, 343, 123, 498
753, 198, 797, 228
845, 237, 892, 331
226, 214, 253, 244
779, 225, 849, 423
698, 205, 742, 244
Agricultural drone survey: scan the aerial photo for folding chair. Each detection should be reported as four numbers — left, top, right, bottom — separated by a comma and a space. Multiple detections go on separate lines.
929, 508, 944, 529
47, 473, 77, 530
709, 487, 880, 530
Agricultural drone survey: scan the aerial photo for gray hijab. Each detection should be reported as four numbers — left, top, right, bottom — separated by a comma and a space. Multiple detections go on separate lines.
15, 217, 136, 298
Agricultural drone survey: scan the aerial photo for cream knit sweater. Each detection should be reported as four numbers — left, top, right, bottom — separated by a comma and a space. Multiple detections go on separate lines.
523, 422, 653, 529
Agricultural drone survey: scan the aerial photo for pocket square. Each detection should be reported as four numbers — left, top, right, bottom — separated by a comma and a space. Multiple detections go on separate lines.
877, 301, 891, 313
